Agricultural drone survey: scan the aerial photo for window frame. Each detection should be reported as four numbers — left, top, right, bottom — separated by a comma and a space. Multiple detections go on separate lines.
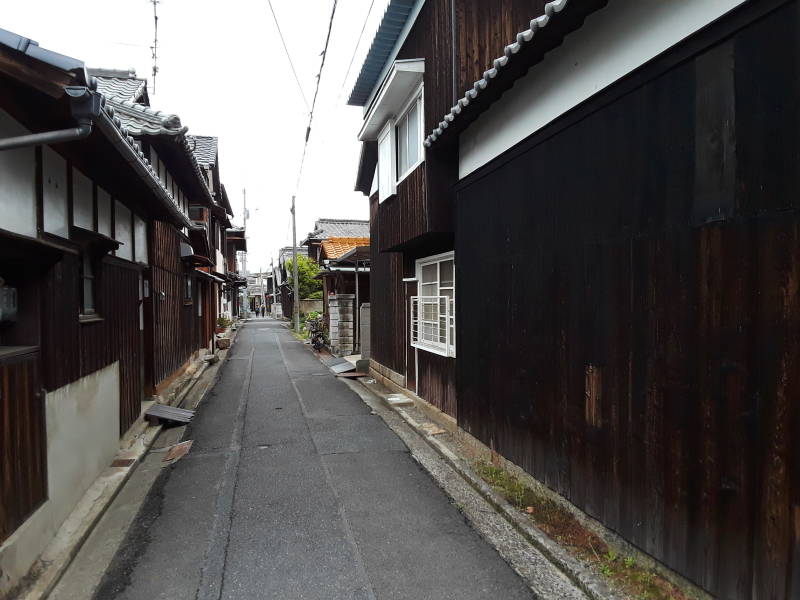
376, 83, 425, 203
395, 85, 424, 184
411, 251, 455, 358
183, 273, 194, 305
79, 250, 102, 322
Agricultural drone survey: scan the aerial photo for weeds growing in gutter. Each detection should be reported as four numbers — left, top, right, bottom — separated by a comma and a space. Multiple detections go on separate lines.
474, 461, 688, 600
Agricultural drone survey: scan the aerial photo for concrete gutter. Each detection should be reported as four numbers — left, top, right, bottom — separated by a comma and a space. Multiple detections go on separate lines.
356, 377, 624, 600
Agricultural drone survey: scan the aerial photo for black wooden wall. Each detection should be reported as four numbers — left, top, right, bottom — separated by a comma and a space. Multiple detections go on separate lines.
41, 253, 143, 435
456, 3, 800, 598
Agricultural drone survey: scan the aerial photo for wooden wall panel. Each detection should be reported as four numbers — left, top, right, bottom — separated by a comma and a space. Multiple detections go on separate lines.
416, 351, 456, 418
455, 0, 548, 98
41, 253, 81, 391
41, 252, 143, 434
455, 4, 800, 597
378, 164, 427, 252
370, 194, 406, 375
151, 220, 197, 385
0, 349, 46, 544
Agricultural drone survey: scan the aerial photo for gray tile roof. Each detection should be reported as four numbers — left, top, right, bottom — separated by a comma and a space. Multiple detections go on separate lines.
188, 135, 218, 168
107, 97, 185, 136
103, 96, 213, 205
0, 28, 191, 229
90, 69, 148, 103
306, 218, 370, 241
425, 0, 573, 147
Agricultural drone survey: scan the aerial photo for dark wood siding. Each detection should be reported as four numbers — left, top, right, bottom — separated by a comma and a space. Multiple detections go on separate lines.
378, 164, 427, 252
0, 348, 46, 544
151, 220, 198, 385
41, 253, 143, 434
455, 0, 548, 97
416, 351, 456, 418
370, 194, 406, 375
41, 254, 81, 391
455, 4, 800, 597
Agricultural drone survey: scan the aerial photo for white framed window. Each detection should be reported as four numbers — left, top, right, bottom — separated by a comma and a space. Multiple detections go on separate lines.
396, 89, 423, 181
411, 251, 455, 357
376, 84, 424, 203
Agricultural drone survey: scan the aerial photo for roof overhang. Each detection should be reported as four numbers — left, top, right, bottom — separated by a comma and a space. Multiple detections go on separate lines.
358, 59, 424, 142
348, 0, 421, 107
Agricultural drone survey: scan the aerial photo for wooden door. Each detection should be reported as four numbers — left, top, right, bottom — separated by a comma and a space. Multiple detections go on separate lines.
0, 347, 46, 544
141, 268, 155, 396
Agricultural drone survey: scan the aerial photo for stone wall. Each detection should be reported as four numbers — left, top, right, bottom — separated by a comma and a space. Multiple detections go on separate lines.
328, 294, 354, 356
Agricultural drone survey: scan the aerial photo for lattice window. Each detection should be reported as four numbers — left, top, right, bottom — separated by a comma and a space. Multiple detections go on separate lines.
411, 252, 455, 357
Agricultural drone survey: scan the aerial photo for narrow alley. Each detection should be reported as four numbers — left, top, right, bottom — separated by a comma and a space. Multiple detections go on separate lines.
88, 319, 536, 600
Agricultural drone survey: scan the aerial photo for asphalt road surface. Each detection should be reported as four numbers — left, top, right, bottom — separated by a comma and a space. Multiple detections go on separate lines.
95, 319, 534, 600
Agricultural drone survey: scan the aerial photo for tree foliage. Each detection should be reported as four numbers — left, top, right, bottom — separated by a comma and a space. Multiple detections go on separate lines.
285, 255, 323, 299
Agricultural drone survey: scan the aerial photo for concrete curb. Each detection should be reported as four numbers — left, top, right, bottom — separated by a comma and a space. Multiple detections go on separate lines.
358, 378, 624, 600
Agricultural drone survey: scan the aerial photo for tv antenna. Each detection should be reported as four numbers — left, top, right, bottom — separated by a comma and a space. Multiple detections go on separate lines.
149, 0, 160, 94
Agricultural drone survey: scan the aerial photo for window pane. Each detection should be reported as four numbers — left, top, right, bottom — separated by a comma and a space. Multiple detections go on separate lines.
421, 283, 436, 297
440, 259, 454, 287
83, 278, 94, 312
421, 263, 437, 284
407, 101, 420, 167
83, 252, 93, 277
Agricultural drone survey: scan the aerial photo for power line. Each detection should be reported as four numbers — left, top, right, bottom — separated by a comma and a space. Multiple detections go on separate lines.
293, 0, 338, 193
336, 0, 376, 106
267, 0, 311, 113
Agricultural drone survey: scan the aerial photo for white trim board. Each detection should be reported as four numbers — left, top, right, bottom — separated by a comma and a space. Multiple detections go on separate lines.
459, 0, 747, 179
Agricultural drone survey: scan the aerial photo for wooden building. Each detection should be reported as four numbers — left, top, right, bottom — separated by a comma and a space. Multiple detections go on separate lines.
353, 0, 800, 597
302, 218, 370, 328
0, 30, 243, 593
98, 77, 240, 391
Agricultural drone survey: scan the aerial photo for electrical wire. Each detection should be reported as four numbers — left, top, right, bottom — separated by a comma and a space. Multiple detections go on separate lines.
336, 0, 376, 106
267, 0, 311, 113
293, 0, 338, 193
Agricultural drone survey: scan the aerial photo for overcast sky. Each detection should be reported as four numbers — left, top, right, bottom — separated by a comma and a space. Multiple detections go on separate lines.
4, 0, 384, 272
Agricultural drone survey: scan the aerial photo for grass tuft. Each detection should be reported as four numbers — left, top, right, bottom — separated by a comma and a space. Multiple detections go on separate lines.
473, 461, 687, 600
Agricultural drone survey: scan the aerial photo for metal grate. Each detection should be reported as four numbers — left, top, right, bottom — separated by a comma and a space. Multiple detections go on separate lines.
410, 296, 452, 356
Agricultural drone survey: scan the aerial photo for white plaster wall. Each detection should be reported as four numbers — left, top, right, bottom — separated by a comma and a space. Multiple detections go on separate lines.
97, 187, 112, 237
134, 215, 148, 264
0, 109, 36, 236
0, 363, 120, 593
42, 147, 68, 238
115, 200, 133, 261
459, 0, 747, 178
72, 168, 93, 230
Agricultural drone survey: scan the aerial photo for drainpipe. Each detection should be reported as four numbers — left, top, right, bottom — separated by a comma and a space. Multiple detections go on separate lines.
0, 86, 101, 151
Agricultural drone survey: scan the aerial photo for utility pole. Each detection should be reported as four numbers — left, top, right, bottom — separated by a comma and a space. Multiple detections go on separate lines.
271, 258, 277, 312
242, 188, 249, 317
291, 195, 300, 333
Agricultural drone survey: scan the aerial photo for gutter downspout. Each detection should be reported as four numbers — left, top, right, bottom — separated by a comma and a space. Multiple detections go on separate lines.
0, 86, 99, 151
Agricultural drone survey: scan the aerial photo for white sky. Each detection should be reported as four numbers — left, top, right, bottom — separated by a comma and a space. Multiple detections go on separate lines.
4, 0, 384, 272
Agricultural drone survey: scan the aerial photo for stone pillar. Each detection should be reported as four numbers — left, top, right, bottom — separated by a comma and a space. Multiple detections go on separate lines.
359, 303, 370, 359
329, 294, 354, 356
